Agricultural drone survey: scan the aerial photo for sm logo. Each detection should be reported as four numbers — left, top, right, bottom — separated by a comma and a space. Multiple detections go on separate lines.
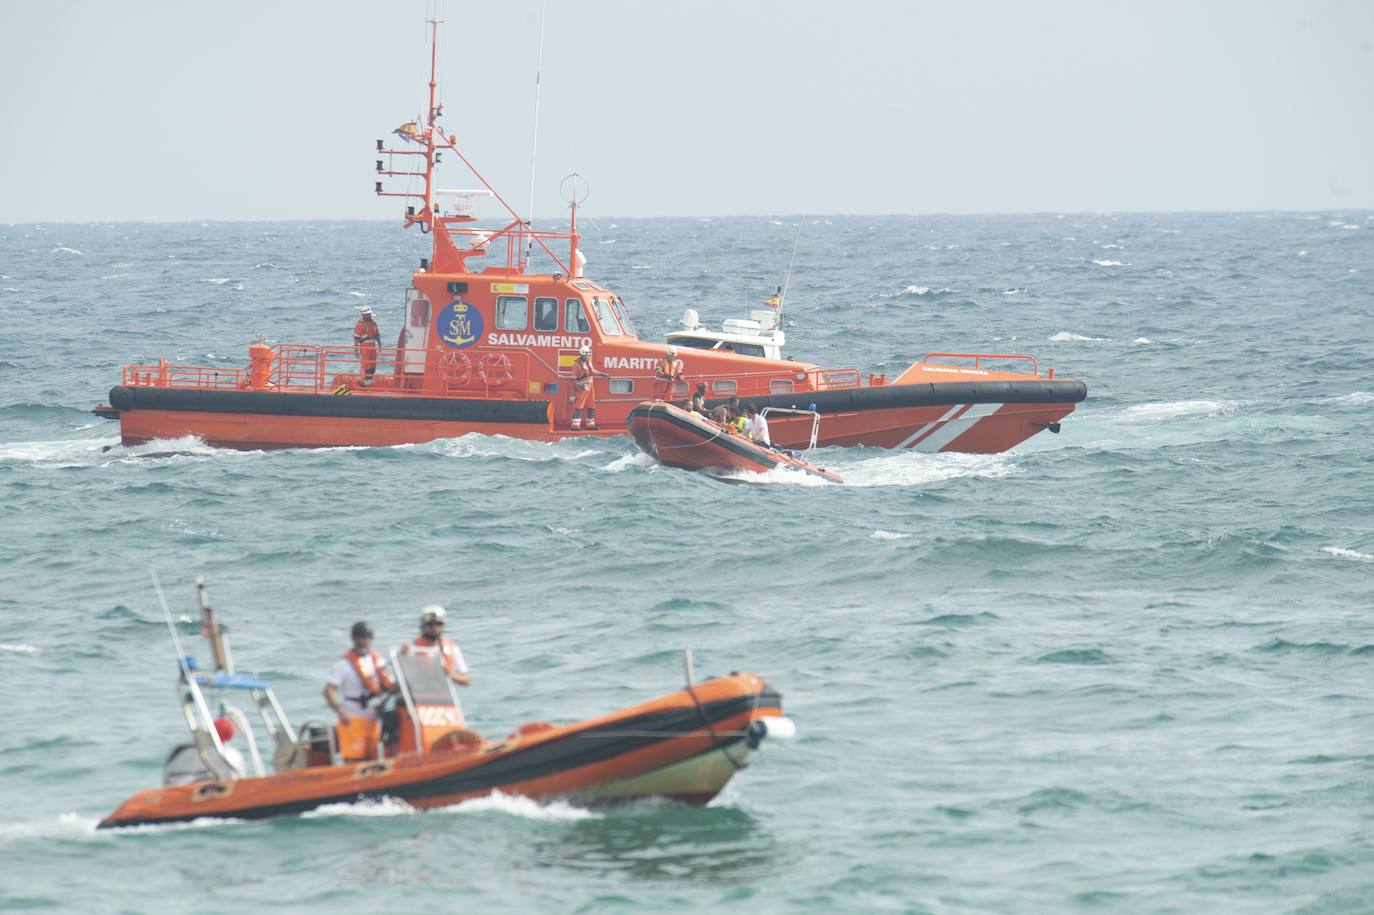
437, 300, 483, 349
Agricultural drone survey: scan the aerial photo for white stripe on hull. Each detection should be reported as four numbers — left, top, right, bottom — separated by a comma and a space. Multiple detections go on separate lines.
908, 402, 1005, 452
895, 403, 967, 450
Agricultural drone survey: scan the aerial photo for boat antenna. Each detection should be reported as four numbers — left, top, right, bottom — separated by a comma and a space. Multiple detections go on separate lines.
150, 569, 225, 753
777, 225, 802, 322
523, 0, 550, 271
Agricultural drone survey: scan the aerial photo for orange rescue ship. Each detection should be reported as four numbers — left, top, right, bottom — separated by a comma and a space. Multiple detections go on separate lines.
94, 20, 1086, 454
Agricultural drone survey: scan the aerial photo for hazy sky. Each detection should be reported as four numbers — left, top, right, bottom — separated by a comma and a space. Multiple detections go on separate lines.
2, 0, 1371, 222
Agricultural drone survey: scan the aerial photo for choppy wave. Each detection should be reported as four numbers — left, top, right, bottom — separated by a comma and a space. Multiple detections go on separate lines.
1048, 331, 1109, 342
1321, 546, 1372, 561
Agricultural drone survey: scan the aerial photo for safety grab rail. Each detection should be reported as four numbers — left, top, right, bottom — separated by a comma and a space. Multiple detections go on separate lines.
922, 352, 1039, 376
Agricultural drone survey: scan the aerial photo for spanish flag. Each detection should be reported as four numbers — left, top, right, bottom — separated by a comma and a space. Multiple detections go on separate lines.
393, 121, 422, 143
762, 293, 781, 310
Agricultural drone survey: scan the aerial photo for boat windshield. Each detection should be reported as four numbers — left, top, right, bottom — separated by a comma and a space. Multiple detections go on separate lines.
590, 297, 622, 335
395, 652, 457, 707
611, 296, 638, 337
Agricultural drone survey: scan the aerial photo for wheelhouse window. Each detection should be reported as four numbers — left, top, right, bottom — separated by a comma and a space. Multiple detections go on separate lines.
728, 342, 766, 358
565, 299, 590, 334
591, 296, 622, 335
611, 296, 638, 337
496, 295, 528, 330
534, 297, 558, 332
609, 379, 635, 395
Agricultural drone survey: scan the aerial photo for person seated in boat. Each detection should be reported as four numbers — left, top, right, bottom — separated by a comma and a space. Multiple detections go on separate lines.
726, 396, 747, 434
710, 405, 734, 429
353, 307, 382, 383
324, 621, 395, 725
654, 346, 685, 401
570, 344, 611, 431
688, 382, 708, 415
401, 605, 471, 687
744, 404, 771, 446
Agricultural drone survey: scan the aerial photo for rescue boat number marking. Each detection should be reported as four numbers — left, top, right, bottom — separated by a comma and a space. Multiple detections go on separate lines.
438, 300, 482, 349
485, 332, 593, 349
417, 706, 461, 727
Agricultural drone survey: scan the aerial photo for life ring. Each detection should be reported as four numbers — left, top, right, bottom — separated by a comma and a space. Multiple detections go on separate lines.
437, 351, 471, 387
480, 352, 513, 386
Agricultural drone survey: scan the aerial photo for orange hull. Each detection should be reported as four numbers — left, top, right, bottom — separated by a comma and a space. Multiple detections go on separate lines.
99, 674, 783, 829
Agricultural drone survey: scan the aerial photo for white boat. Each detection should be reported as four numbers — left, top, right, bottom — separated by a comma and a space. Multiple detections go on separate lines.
667, 290, 786, 360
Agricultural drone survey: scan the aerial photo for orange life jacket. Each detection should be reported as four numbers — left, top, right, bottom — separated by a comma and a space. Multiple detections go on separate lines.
657, 357, 683, 380
410, 635, 461, 674
573, 358, 594, 390
345, 648, 394, 696
354, 317, 380, 345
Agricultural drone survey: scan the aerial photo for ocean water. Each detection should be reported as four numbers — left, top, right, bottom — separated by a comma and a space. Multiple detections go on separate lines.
1, 212, 1372, 913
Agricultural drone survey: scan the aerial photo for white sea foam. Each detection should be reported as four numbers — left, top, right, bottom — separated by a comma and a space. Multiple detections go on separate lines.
870, 530, 913, 541
0, 643, 38, 654
438, 791, 600, 821
51, 246, 82, 255
839, 451, 1017, 488
1101, 243, 1123, 250
903, 285, 930, 295
1297, 250, 1308, 256
1092, 259, 1126, 267
1132, 337, 1153, 345
631, 265, 653, 270
1330, 391, 1374, 405
598, 239, 617, 245
1341, 224, 1360, 230
604, 451, 658, 472
430, 434, 599, 463
1119, 400, 1239, 422
1048, 332, 1109, 343
202, 277, 232, 285
100, 273, 131, 280
0, 813, 97, 842
0, 437, 111, 465
1321, 547, 1372, 561
302, 796, 416, 819
348, 290, 367, 298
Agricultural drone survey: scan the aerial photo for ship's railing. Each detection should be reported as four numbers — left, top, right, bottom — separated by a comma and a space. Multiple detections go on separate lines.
597, 363, 865, 403
123, 361, 245, 389
122, 345, 535, 399
922, 352, 1039, 376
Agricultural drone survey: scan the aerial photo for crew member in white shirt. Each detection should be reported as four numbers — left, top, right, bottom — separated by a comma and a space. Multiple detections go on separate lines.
324, 621, 395, 724
744, 404, 770, 446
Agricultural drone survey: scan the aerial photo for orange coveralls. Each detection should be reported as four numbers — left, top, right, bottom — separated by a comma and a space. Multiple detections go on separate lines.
354, 316, 381, 378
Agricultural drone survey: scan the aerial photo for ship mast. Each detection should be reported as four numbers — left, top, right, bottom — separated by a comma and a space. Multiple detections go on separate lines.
374, 18, 576, 277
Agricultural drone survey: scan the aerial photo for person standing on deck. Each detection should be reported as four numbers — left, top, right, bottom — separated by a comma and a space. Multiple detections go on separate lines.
402, 605, 471, 688
571, 344, 611, 431
353, 307, 382, 382
655, 346, 686, 401
744, 404, 771, 446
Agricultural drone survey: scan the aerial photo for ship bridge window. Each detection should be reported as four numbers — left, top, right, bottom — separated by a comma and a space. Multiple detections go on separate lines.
534, 297, 558, 331
565, 299, 590, 334
591, 297, 622, 335
611, 296, 638, 337
496, 295, 528, 330
674, 338, 717, 352
726, 342, 766, 358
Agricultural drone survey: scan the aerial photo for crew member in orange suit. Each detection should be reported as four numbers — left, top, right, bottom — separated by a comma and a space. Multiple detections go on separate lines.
654, 345, 685, 401
353, 307, 382, 382
571, 343, 611, 431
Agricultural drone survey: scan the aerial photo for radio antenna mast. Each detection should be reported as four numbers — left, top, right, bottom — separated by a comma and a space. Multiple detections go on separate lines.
523, 0, 550, 271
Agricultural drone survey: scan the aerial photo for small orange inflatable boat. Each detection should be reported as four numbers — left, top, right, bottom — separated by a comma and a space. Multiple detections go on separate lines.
628, 402, 843, 483
98, 582, 794, 829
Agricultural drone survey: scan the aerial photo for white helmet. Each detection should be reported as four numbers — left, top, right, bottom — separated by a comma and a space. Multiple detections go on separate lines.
419, 605, 447, 626
579, 344, 591, 356
360, 306, 374, 316
666, 345, 678, 356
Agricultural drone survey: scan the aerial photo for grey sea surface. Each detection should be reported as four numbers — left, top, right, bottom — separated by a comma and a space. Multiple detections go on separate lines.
1, 213, 1372, 913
